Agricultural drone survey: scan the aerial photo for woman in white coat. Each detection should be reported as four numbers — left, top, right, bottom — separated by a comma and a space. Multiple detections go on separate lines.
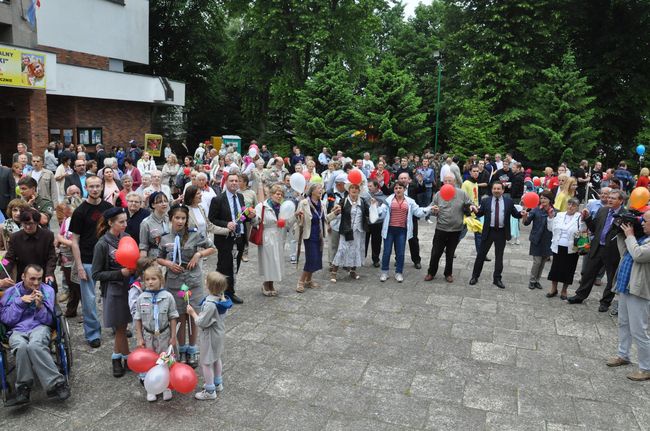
545, 198, 582, 300
252, 184, 290, 297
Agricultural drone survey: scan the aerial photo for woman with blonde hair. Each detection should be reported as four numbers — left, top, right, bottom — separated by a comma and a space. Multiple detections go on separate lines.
554, 176, 577, 212
162, 153, 180, 191
636, 167, 649, 188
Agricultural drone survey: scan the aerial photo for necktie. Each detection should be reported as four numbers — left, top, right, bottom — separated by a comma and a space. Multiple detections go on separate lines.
599, 210, 615, 245
232, 193, 242, 235
494, 198, 500, 228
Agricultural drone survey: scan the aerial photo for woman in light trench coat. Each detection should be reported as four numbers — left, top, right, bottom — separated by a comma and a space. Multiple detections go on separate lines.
252, 184, 293, 297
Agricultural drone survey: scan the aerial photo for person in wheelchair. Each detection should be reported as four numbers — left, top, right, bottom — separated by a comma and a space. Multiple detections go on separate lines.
0, 264, 71, 406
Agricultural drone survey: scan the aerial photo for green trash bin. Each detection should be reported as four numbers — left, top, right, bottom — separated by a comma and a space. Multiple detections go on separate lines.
222, 135, 242, 154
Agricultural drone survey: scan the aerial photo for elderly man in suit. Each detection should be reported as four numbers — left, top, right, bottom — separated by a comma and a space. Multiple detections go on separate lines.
208, 174, 255, 304
469, 182, 527, 288
568, 189, 629, 312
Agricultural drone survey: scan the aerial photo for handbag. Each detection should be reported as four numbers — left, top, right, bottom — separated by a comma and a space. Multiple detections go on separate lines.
249, 206, 264, 245
573, 216, 590, 255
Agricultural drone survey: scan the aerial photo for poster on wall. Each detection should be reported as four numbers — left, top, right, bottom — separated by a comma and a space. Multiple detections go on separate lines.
63, 129, 73, 145
0, 46, 46, 89
144, 134, 163, 157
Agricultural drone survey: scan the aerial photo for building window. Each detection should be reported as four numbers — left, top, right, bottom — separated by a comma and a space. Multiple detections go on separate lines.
78, 128, 102, 146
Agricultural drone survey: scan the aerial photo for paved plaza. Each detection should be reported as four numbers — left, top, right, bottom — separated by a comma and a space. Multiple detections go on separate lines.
1, 221, 649, 430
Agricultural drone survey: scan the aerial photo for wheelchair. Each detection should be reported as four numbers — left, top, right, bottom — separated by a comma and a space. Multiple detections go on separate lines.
0, 303, 73, 405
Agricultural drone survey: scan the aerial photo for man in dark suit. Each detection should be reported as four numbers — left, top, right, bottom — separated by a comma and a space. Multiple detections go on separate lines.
208, 174, 255, 304
0, 165, 16, 217
568, 189, 628, 311
64, 159, 88, 198
470, 182, 526, 288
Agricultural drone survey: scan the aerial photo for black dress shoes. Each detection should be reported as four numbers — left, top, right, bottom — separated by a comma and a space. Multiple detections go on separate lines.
567, 296, 583, 304
493, 280, 506, 289
112, 358, 125, 378
598, 304, 609, 312
469, 277, 478, 285
414, 262, 422, 270
229, 293, 244, 304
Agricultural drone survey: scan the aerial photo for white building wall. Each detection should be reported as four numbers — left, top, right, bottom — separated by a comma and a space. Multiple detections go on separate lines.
36, 0, 148, 65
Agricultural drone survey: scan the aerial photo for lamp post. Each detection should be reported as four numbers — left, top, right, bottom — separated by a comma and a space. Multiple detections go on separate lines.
433, 50, 442, 154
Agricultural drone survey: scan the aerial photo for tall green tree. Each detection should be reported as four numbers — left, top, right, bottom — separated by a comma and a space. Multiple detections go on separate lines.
518, 51, 598, 166
360, 56, 430, 155
447, 97, 502, 160
292, 61, 360, 155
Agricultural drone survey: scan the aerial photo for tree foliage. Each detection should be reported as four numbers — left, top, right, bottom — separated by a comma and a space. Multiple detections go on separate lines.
518, 51, 598, 166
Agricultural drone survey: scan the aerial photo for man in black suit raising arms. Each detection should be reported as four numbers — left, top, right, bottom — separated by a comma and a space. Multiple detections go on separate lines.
568, 189, 628, 312
208, 174, 255, 304
470, 182, 527, 288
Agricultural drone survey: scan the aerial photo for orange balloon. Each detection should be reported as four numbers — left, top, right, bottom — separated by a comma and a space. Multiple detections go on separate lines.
629, 187, 650, 210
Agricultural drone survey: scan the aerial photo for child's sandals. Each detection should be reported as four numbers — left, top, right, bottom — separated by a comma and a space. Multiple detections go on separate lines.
296, 281, 305, 293
305, 280, 321, 289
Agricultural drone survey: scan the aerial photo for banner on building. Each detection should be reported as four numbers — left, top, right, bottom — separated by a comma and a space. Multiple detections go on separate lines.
0, 46, 46, 89
144, 134, 163, 157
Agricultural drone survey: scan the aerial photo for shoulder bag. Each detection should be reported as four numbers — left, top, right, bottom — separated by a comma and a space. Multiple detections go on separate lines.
249, 206, 264, 245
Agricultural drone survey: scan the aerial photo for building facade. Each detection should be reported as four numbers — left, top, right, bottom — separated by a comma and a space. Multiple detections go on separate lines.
0, 0, 185, 163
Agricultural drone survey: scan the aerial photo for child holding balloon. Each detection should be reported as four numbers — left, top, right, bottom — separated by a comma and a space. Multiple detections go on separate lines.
157, 205, 215, 367
187, 271, 232, 400
133, 258, 179, 401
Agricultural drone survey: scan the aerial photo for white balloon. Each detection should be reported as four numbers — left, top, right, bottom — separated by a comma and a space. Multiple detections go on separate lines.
144, 364, 170, 395
289, 172, 306, 194
248, 148, 258, 158
279, 200, 295, 220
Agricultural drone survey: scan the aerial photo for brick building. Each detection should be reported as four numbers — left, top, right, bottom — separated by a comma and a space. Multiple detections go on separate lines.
0, 0, 185, 163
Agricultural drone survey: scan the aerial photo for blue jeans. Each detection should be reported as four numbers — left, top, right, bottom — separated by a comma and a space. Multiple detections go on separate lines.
381, 226, 407, 274
80, 263, 101, 342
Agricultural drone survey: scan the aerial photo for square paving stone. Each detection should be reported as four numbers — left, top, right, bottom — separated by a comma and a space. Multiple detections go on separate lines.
325, 417, 412, 431
451, 322, 494, 342
517, 387, 578, 424
313, 383, 379, 417
471, 341, 516, 365
425, 400, 486, 430
493, 328, 536, 349
311, 357, 368, 383
264, 371, 324, 400
361, 364, 413, 394
461, 297, 498, 313
261, 401, 333, 431
463, 382, 517, 413
307, 334, 352, 355
516, 348, 563, 372
485, 412, 545, 431
573, 399, 641, 430
370, 391, 430, 429
410, 371, 465, 403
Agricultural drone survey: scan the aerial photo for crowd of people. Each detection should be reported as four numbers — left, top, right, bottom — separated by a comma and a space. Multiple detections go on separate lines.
0, 138, 649, 407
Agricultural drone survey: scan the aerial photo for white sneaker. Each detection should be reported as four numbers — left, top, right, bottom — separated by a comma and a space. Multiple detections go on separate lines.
426, 219, 434, 224
380, 272, 388, 282
195, 389, 217, 400
215, 383, 224, 392
395, 273, 404, 283
146, 393, 157, 402
162, 389, 172, 401
515, 239, 520, 245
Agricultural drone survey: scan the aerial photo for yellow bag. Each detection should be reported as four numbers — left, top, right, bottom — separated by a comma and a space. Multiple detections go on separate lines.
464, 214, 483, 233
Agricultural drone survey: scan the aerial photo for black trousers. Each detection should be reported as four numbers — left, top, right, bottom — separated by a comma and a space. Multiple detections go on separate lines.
427, 229, 461, 277
216, 236, 245, 294
573, 247, 618, 306
409, 216, 421, 264
472, 228, 506, 281
365, 223, 383, 264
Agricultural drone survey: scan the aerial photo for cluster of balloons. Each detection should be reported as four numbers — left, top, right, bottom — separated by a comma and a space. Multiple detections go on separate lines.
128, 348, 198, 395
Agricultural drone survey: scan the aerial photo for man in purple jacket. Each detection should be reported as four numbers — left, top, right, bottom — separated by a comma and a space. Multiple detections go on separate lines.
0, 265, 70, 406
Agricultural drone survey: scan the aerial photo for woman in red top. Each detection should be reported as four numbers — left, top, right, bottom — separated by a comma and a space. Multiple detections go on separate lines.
636, 168, 649, 188
369, 161, 391, 193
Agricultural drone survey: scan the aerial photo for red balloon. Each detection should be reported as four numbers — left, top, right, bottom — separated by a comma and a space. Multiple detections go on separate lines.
302, 171, 312, 181
127, 348, 159, 373
169, 363, 198, 394
522, 192, 540, 209
348, 169, 363, 185
183, 167, 191, 176
277, 218, 286, 228
439, 184, 456, 201
115, 236, 139, 269
533, 178, 542, 187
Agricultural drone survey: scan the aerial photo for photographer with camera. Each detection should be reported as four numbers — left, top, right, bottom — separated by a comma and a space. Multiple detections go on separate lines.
606, 210, 650, 381
568, 190, 628, 312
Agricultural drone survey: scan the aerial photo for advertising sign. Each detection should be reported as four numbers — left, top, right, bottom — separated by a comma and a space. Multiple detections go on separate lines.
0, 46, 46, 89
144, 134, 163, 157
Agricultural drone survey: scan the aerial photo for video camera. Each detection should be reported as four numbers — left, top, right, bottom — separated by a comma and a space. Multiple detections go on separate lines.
613, 211, 645, 238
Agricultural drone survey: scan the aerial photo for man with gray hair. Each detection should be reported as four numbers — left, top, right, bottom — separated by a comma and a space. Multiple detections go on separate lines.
196, 172, 217, 214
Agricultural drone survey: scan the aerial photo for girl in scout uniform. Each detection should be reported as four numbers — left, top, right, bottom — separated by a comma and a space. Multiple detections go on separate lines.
156, 205, 215, 367
134, 259, 179, 402
139, 192, 170, 258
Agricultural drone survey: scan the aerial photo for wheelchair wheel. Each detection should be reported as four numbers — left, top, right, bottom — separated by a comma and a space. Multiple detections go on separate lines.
56, 317, 73, 377
0, 349, 10, 404
62, 317, 73, 371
